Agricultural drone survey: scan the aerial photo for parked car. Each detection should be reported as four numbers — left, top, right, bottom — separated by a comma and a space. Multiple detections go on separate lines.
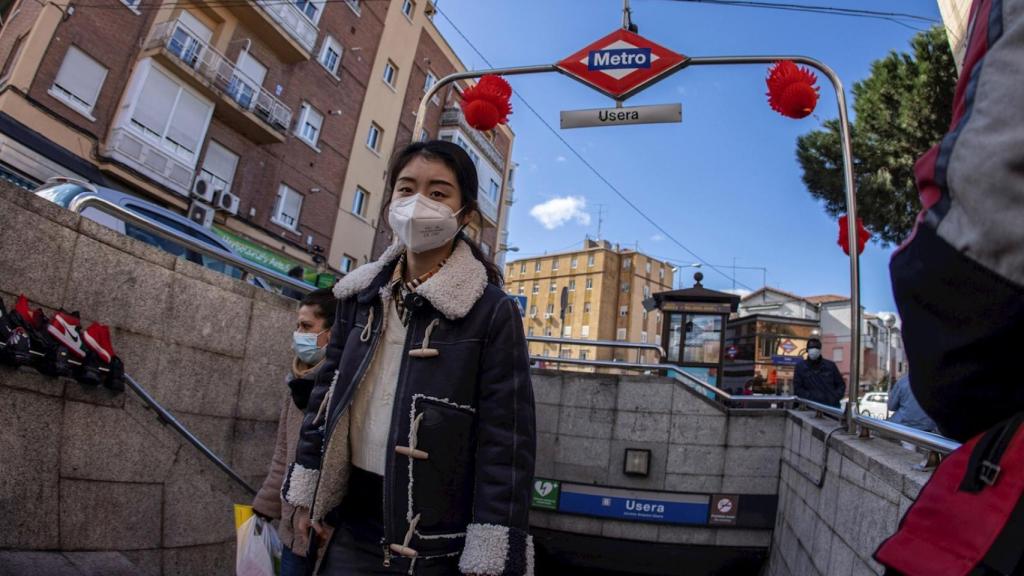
34, 178, 282, 292
858, 392, 890, 419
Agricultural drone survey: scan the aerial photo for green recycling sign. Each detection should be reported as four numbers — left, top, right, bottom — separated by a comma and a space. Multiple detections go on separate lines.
531, 478, 560, 511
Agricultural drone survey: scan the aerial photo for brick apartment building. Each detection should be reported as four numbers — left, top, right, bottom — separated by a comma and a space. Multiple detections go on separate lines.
0, 0, 515, 278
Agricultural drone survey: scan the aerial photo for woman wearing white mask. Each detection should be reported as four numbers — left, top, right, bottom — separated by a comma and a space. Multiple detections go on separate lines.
252, 287, 337, 576
282, 141, 536, 576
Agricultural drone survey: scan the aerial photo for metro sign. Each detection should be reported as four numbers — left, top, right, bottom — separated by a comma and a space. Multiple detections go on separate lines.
557, 29, 688, 100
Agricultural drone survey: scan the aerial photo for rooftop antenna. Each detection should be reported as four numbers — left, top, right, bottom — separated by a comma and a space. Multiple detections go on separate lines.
595, 204, 605, 240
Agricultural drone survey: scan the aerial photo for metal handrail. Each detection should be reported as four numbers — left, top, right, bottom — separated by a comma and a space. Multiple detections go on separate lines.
526, 336, 665, 359
530, 350, 961, 454
67, 194, 314, 295
0, 344, 256, 494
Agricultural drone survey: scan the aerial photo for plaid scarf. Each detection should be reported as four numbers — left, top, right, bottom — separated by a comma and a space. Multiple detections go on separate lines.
390, 253, 447, 325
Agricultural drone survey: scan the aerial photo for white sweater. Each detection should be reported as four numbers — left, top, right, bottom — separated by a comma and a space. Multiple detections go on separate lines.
350, 300, 407, 475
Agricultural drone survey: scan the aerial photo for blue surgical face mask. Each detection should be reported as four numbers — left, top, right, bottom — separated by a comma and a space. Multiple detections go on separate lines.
292, 330, 327, 365
807, 348, 822, 361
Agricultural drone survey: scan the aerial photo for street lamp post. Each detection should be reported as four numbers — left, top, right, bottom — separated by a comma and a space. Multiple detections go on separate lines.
670, 262, 702, 289
884, 314, 896, 388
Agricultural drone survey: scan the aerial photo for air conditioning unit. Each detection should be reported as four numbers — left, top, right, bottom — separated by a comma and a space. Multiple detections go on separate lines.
191, 174, 216, 203
214, 189, 240, 215
188, 201, 215, 228
544, 313, 553, 319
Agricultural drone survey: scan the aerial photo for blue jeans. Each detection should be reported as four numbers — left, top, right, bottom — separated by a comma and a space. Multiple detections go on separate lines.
280, 546, 310, 576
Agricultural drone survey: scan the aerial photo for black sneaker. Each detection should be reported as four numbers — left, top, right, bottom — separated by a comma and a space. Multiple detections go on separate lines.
103, 356, 125, 392
2, 295, 35, 367
74, 349, 103, 387
27, 307, 71, 378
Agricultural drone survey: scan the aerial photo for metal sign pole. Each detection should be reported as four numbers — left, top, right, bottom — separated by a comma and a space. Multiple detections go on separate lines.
413, 54, 859, 433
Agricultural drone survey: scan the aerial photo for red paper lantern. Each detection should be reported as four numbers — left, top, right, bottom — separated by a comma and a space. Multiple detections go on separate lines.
837, 214, 871, 255
460, 75, 512, 131
766, 61, 820, 119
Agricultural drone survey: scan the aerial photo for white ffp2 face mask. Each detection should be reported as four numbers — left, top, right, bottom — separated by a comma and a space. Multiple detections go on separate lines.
388, 194, 464, 254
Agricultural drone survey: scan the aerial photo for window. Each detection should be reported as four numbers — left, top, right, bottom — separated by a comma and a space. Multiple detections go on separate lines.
643, 285, 650, 298
199, 140, 238, 195
579, 349, 589, 360
345, 0, 360, 15
581, 325, 590, 337
129, 66, 213, 162
229, 51, 267, 111
295, 0, 324, 21
340, 255, 355, 274
623, 259, 631, 270
588, 254, 595, 267
367, 122, 382, 152
519, 263, 526, 274
402, 0, 415, 18
296, 102, 324, 147
352, 187, 369, 218
121, 0, 141, 9
319, 36, 343, 76
622, 282, 630, 293
646, 261, 652, 274
481, 241, 491, 256
584, 302, 592, 313
657, 311, 662, 325
660, 268, 665, 280
383, 60, 398, 88
641, 331, 648, 344
545, 328, 553, 337
419, 128, 429, 142
487, 179, 500, 203
585, 278, 593, 290
642, 309, 648, 321
563, 326, 572, 337
566, 304, 573, 314
833, 348, 844, 362
560, 349, 572, 359
535, 261, 542, 272
551, 259, 559, 271
619, 305, 628, 317
529, 305, 537, 317
568, 279, 576, 291
571, 256, 578, 269
50, 46, 107, 117
517, 285, 524, 295
527, 327, 534, 337
545, 304, 554, 314
424, 70, 437, 95
272, 184, 302, 230
549, 281, 556, 293
616, 328, 627, 341
532, 282, 539, 294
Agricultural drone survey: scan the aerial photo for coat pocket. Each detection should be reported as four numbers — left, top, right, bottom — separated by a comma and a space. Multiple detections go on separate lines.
408, 395, 476, 536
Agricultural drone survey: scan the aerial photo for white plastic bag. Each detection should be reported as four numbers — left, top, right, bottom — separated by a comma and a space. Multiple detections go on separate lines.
236, 515, 283, 576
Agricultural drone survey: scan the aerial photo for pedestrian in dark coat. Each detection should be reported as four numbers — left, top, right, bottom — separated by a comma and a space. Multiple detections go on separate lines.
793, 338, 846, 407
281, 141, 536, 576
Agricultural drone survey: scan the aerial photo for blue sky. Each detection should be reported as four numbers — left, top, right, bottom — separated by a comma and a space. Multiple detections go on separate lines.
432, 0, 945, 313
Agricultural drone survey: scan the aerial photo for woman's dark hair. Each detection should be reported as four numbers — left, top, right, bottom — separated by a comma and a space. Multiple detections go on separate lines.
386, 140, 504, 286
300, 288, 338, 329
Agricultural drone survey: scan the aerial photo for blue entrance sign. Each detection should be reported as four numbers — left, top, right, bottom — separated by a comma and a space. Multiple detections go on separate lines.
557, 483, 710, 526
588, 48, 652, 71
772, 355, 802, 366
512, 295, 528, 318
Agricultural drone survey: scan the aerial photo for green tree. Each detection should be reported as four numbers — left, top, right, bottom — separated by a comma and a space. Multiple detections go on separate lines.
796, 26, 957, 246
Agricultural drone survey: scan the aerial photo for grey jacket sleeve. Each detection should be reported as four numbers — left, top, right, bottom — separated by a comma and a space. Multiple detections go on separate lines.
459, 297, 537, 576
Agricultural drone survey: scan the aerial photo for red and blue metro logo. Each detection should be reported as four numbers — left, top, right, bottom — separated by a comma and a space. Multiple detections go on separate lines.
557, 29, 688, 100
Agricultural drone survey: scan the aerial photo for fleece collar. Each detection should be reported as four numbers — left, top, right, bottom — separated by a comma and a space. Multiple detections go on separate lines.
333, 239, 487, 320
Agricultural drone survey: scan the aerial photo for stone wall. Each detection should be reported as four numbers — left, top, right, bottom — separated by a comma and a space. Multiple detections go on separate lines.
529, 370, 787, 549
0, 183, 296, 575
767, 410, 933, 576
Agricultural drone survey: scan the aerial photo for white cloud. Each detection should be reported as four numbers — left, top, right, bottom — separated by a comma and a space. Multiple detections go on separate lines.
650, 234, 664, 242
555, 155, 567, 163
724, 288, 753, 299
530, 196, 591, 230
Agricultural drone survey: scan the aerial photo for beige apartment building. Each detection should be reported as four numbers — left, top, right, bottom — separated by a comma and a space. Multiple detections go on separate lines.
0, 0, 514, 280
505, 239, 674, 367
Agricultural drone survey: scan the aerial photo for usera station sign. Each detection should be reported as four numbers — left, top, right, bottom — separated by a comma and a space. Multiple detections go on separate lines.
556, 28, 688, 100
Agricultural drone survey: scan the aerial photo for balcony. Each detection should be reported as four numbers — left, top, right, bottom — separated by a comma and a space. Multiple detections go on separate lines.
146, 20, 293, 144
440, 108, 506, 169
226, 1, 317, 62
